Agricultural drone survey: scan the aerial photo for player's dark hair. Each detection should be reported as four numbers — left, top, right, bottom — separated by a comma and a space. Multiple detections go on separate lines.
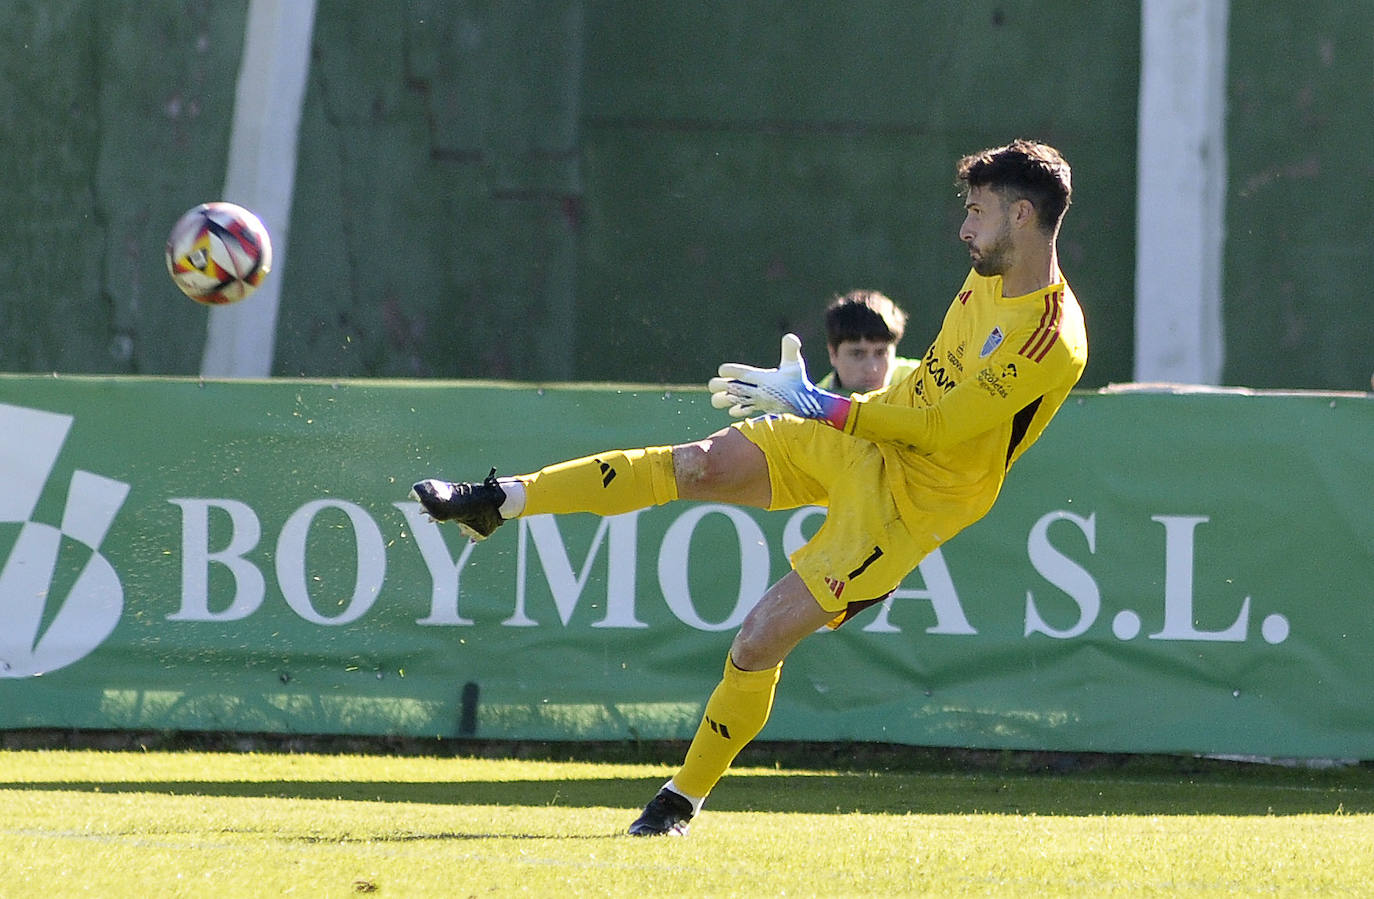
957, 139, 1072, 234
824, 290, 907, 348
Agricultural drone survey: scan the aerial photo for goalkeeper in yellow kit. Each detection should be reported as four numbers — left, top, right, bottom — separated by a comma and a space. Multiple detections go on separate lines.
412, 139, 1086, 835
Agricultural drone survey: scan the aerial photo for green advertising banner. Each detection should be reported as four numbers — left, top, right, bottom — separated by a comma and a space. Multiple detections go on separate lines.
0, 375, 1370, 759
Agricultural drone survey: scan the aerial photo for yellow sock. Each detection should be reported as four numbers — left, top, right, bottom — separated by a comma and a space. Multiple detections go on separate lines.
672, 656, 782, 800
519, 446, 678, 517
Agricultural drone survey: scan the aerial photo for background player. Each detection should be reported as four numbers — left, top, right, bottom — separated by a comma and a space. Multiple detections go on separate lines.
815, 289, 920, 393
412, 139, 1086, 836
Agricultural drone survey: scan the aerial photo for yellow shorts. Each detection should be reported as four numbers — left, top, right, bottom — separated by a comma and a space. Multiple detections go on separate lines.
733, 415, 930, 627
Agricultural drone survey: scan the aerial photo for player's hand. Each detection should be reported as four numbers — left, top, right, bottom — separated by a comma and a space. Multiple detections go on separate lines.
708, 333, 851, 429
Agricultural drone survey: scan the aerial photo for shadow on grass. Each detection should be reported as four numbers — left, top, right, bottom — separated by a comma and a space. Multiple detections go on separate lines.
3, 770, 1371, 817
291, 831, 617, 842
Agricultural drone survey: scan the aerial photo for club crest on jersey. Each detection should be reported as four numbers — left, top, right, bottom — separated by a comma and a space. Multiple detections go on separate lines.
980, 327, 1005, 358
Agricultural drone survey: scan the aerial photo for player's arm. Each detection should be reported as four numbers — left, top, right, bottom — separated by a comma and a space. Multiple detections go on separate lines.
844, 325, 1070, 452
706, 329, 1070, 453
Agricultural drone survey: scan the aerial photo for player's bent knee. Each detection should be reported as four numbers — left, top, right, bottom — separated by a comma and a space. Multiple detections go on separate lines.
728, 573, 831, 670
672, 438, 736, 497
670, 440, 715, 493
672, 429, 768, 505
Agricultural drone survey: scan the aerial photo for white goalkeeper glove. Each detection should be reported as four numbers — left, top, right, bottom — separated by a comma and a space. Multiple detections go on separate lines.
708, 333, 852, 429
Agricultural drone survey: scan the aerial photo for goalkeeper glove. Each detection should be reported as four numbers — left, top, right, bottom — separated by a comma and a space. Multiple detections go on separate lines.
708, 333, 851, 429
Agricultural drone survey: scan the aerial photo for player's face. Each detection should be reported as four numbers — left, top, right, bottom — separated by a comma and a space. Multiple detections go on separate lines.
960, 186, 1015, 277
828, 338, 897, 392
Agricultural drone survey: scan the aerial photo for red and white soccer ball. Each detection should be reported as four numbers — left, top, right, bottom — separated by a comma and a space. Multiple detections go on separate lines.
165, 201, 272, 305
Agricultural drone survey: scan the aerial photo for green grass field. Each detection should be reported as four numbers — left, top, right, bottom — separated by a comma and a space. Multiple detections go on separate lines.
3, 746, 1372, 897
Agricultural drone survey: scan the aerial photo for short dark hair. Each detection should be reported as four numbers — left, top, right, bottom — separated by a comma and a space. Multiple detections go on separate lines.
956, 139, 1072, 234
824, 290, 907, 348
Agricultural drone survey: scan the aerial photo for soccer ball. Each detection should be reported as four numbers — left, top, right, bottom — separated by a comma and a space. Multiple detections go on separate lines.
165, 202, 272, 305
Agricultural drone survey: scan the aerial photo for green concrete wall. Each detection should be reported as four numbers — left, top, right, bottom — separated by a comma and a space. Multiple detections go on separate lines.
1223, 2, 1373, 390
2, 2, 1366, 390
277, 0, 586, 380
576, 2, 1138, 386
282, 0, 1139, 386
2, 0, 242, 375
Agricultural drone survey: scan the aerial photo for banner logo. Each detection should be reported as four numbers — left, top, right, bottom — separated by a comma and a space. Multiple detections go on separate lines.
0, 404, 130, 677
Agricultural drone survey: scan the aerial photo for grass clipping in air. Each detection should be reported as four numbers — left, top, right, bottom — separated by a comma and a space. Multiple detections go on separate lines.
2, 748, 1372, 897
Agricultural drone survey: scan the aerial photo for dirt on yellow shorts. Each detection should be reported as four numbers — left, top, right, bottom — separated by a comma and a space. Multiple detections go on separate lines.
732, 414, 930, 628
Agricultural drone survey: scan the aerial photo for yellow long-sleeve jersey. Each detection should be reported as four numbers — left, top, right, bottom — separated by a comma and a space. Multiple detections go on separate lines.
837, 269, 1087, 534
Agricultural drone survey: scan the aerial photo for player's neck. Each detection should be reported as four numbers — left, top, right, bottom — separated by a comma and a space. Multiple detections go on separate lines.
1000, 244, 1060, 299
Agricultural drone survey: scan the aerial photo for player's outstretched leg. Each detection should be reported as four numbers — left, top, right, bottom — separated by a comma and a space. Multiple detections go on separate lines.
411, 468, 507, 540
413, 446, 679, 542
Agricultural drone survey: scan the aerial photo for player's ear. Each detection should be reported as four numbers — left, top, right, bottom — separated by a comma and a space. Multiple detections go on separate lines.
1012, 197, 1036, 230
